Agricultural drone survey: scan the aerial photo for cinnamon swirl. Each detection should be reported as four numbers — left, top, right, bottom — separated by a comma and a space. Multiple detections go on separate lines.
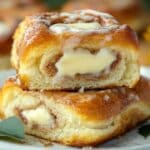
11, 10, 139, 90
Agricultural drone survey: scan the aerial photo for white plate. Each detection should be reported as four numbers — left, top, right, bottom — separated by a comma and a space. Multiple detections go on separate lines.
0, 68, 150, 150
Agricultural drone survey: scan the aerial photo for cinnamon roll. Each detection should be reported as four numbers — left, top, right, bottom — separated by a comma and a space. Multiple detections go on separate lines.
11, 10, 139, 90
0, 76, 150, 146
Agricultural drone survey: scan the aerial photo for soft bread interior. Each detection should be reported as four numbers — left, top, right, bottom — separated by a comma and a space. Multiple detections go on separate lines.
18, 46, 139, 90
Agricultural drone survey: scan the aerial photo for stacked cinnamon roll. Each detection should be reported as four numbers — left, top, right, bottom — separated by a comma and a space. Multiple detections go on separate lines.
0, 10, 150, 146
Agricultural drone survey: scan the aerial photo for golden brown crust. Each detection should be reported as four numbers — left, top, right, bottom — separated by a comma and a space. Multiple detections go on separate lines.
2, 76, 150, 122
57, 109, 148, 147
12, 10, 139, 68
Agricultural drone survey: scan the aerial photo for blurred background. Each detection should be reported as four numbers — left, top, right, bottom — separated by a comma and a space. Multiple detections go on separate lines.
0, 0, 150, 70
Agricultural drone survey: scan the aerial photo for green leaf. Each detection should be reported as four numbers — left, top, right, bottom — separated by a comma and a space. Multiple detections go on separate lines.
42, 0, 68, 9
0, 116, 25, 142
138, 124, 150, 138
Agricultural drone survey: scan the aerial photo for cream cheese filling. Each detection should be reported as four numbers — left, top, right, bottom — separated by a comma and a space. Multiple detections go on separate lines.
55, 48, 116, 77
22, 106, 55, 126
50, 22, 101, 32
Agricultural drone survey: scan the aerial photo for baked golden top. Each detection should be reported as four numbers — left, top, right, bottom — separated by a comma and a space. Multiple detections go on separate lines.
12, 10, 139, 69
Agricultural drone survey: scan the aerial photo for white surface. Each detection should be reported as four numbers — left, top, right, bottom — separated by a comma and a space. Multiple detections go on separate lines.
0, 67, 150, 150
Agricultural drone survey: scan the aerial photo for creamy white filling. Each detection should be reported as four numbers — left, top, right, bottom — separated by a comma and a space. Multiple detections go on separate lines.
22, 106, 54, 127
50, 22, 101, 33
55, 48, 116, 76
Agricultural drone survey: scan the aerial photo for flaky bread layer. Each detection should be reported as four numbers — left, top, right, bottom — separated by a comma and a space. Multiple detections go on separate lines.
11, 10, 139, 90
0, 77, 149, 146
18, 47, 139, 90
